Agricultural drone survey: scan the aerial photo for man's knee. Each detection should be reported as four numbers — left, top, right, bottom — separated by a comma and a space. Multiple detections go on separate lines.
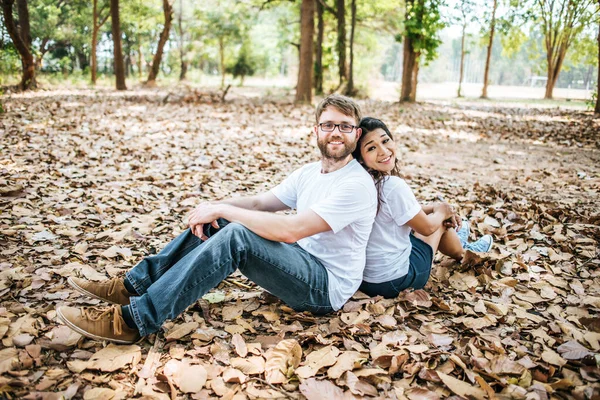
220, 223, 254, 247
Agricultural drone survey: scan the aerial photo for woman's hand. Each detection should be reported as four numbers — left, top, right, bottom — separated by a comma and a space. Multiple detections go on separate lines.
433, 202, 454, 219
433, 202, 461, 229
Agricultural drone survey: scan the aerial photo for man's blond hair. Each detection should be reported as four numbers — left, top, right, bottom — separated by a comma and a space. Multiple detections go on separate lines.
315, 94, 362, 125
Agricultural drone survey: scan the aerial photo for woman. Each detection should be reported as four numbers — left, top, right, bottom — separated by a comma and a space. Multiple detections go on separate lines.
352, 117, 492, 298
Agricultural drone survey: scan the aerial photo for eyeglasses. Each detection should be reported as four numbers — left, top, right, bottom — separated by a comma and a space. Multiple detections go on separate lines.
318, 122, 356, 133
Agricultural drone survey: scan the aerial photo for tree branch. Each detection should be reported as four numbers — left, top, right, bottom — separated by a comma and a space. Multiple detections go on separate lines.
259, 0, 295, 11
317, 0, 336, 14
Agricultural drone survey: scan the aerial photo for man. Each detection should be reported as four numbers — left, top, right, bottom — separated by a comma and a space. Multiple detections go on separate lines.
57, 94, 377, 344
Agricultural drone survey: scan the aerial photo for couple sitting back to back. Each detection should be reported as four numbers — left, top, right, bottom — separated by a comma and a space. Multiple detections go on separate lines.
57, 95, 492, 344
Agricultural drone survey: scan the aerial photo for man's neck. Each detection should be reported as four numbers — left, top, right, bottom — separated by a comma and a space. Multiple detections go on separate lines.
320, 155, 353, 174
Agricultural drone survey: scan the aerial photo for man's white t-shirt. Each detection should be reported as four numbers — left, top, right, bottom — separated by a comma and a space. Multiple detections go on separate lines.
271, 160, 377, 310
363, 176, 421, 283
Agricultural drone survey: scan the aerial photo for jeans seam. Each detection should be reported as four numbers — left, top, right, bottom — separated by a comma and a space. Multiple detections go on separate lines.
129, 232, 201, 294
128, 298, 146, 337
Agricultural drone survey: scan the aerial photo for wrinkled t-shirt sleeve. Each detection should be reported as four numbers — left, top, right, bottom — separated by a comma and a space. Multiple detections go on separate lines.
270, 167, 303, 209
386, 179, 421, 226
310, 181, 376, 234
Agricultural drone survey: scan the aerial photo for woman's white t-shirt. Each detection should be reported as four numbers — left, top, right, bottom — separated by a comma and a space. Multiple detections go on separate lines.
363, 176, 421, 283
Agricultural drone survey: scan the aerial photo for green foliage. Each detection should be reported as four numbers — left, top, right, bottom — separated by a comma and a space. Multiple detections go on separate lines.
586, 90, 597, 110
398, 0, 446, 66
227, 42, 256, 84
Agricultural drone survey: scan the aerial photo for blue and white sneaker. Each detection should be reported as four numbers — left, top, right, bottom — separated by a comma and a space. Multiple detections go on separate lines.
455, 220, 470, 247
464, 235, 493, 253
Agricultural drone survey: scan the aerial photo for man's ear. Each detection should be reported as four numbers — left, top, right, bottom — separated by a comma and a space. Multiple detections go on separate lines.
313, 125, 319, 136
355, 127, 362, 140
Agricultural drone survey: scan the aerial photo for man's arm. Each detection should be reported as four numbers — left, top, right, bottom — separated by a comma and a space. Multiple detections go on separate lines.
188, 203, 331, 243
215, 192, 289, 212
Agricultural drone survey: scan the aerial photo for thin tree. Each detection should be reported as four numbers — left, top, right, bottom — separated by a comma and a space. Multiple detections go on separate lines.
535, 0, 596, 99
456, 0, 475, 98
596, 6, 600, 115
177, 0, 187, 80
1, 0, 35, 90
296, 0, 314, 103
481, 0, 498, 98
336, 0, 347, 88
314, 0, 325, 94
345, 0, 356, 95
110, 0, 127, 90
147, 0, 173, 84
92, 0, 110, 85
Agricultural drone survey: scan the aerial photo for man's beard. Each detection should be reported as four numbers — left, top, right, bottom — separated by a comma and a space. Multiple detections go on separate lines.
317, 137, 357, 161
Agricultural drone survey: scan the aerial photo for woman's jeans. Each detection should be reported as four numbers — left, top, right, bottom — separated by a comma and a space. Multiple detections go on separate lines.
124, 220, 333, 336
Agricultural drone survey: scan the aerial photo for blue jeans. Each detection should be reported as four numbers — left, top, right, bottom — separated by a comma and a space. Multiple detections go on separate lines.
359, 235, 433, 299
125, 220, 333, 336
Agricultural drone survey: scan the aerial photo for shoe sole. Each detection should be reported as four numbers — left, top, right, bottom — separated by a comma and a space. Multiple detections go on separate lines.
67, 277, 129, 306
56, 307, 139, 345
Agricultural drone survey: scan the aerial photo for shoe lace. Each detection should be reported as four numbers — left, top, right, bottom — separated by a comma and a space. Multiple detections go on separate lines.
106, 278, 121, 297
82, 305, 124, 335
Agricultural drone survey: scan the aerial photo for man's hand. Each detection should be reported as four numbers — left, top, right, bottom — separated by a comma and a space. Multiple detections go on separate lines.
188, 203, 223, 240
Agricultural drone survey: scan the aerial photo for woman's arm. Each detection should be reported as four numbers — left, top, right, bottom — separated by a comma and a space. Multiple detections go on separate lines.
408, 202, 454, 236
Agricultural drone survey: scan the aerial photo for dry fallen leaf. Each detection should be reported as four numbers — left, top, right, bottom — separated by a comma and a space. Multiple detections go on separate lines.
163, 359, 207, 393
264, 339, 302, 384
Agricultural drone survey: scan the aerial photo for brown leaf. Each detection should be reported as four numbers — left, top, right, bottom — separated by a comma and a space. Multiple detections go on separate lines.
327, 351, 363, 379
264, 339, 302, 384
165, 321, 199, 341
163, 359, 207, 393
296, 346, 340, 379
299, 378, 345, 400
0, 348, 19, 374
86, 344, 142, 372
557, 341, 594, 360
437, 372, 486, 400
230, 356, 265, 375
231, 333, 248, 357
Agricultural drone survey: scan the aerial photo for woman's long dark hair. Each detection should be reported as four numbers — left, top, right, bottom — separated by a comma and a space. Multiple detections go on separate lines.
352, 117, 402, 213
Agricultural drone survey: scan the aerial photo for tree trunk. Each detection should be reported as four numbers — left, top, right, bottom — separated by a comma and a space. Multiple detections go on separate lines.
314, 0, 324, 94
336, 0, 347, 87
345, 0, 356, 96
219, 36, 225, 88
544, 47, 567, 100
457, 23, 466, 98
295, 0, 314, 103
595, 14, 600, 115
17, 0, 31, 48
178, 0, 188, 81
400, 36, 418, 102
410, 58, 419, 101
2, 0, 35, 90
138, 37, 144, 78
110, 0, 127, 90
91, 0, 109, 84
400, 0, 422, 103
92, 0, 99, 84
481, 0, 497, 98
147, 0, 173, 83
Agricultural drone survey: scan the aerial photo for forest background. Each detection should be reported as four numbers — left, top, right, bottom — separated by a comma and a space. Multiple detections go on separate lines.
1, 0, 599, 108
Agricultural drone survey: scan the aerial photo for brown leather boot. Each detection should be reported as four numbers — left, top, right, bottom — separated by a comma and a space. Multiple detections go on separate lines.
68, 276, 133, 305
57, 305, 140, 344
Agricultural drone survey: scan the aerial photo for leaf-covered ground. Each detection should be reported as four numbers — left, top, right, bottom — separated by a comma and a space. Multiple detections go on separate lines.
1, 87, 599, 400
